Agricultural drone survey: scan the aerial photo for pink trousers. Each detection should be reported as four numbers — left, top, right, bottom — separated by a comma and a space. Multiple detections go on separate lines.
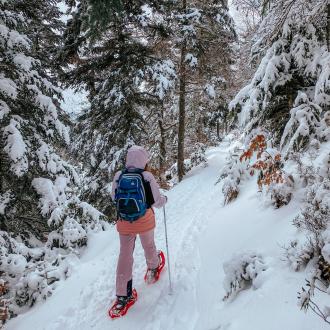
116, 229, 159, 296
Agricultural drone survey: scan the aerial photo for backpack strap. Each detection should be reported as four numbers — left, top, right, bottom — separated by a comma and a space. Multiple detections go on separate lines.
124, 168, 144, 174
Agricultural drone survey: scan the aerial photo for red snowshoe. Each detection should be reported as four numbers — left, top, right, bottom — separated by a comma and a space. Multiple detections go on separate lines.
144, 250, 165, 284
108, 288, 138, 319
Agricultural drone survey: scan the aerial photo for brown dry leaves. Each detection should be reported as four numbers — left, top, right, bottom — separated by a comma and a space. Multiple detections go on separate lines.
240, 135, 285, 190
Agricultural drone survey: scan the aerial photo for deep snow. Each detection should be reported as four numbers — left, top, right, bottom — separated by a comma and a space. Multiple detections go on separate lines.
6, 140, 328, 330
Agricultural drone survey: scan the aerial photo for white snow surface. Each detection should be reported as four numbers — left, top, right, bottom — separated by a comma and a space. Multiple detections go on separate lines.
6, 140, 328, 330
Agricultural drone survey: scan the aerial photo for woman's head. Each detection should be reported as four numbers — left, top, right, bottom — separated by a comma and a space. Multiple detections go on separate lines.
125, 145, 149, 170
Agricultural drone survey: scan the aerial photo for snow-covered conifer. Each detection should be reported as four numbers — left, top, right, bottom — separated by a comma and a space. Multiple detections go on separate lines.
0, 1, 63, 239
280, 92, 322, 155
61, 1, 176, 215
230, 0, 330, 143
0, 1, 106, 317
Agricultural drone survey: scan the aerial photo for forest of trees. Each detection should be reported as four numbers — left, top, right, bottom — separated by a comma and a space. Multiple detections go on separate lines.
0, 0, 329, 325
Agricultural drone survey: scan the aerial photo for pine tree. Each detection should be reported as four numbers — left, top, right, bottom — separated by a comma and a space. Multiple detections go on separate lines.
230, 0, 330, 145
168, 0, 236, 181
0, 1, 107, 316
0, 0, 104, 245
60, 1, 175, 215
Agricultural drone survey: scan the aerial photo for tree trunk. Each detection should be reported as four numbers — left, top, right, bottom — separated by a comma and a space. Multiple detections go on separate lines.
224, 113, 228, 135
196, 113, 204, 143
327, 3, 330, 52
216, 121, 220, 140
177, 37, 187, 182
177, 0, 187, 182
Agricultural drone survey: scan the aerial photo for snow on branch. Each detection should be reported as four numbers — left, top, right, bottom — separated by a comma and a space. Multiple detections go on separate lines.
3, 118, 28, 177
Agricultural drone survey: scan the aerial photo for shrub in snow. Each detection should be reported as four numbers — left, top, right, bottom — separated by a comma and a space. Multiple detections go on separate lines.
47, 218, 87, 250
31, 177, 107, 250
283, 240, 314, 272
290, 140, 330, 324
221, 178, 240, 205
217, 148, 247, 204
47, 203, 106, 249
217, 134, 295, 207
317, 223, 330, 285
298, 273, 330, 325
293, 180, 330, 242
292, 176, 329, 268
223, 252, 268, 300
0, 231, 80, 317
268, 176, 294, 209
321, 227, 330, 267
294, 180, 330, 324
12, 253, 76, 312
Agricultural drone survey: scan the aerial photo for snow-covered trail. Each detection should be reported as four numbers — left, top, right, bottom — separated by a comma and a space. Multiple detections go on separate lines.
7, 141, 327, 330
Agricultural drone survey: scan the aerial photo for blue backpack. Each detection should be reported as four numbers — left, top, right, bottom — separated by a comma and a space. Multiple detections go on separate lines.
114, 168, 148, 222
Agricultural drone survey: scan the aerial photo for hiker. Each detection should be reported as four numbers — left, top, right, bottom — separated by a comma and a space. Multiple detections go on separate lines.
109, 145, 167, 318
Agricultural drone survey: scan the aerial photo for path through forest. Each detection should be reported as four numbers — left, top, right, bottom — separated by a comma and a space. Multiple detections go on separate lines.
7, 139, 327, 330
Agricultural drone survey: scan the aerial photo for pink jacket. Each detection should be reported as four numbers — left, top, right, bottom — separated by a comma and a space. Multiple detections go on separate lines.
111, 146, 167, 234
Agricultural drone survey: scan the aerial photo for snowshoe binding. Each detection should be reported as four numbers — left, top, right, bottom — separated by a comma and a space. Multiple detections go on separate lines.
108, 288, 138, 319
144, 250, 165, 284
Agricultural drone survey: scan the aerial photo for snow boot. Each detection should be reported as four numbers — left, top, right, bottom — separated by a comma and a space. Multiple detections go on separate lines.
108, 288, 138, 319
144, 250, 165, 284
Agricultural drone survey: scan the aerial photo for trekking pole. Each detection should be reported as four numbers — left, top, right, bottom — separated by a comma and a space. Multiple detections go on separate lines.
163, 205, 173, 295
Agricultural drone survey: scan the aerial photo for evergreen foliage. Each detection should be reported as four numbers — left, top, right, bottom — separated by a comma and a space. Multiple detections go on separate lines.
0, 1, 107, 318
230, 0, 330, 145
0, 0, 69, 240
61, 1, 176, 215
